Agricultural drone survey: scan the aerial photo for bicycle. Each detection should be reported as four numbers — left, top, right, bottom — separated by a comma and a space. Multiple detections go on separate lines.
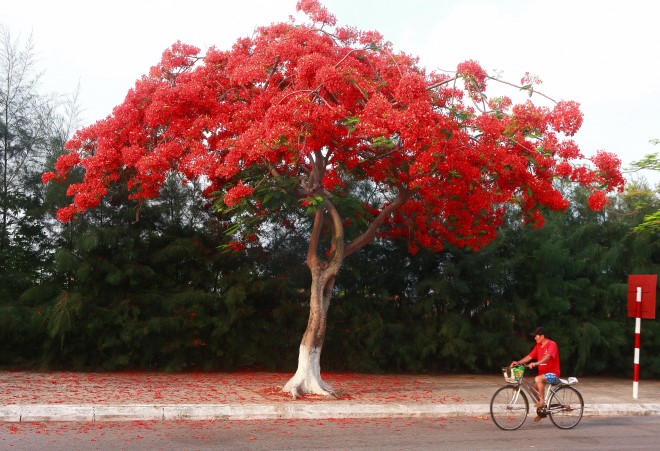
490, 364, 584, 430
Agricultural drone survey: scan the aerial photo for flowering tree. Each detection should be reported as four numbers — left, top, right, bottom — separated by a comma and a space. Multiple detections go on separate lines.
44, 0, 624, 397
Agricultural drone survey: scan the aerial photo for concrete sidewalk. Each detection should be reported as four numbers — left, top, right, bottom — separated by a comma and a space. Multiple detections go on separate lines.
1, 371, 659, 422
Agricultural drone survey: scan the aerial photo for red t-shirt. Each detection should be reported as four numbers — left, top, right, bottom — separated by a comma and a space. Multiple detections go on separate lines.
529, 339, 560, 377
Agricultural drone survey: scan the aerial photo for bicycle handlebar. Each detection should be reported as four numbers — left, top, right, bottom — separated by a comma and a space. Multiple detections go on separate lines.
511, 362, 541, 369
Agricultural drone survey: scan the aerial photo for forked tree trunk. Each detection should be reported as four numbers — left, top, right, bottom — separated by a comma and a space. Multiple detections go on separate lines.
281, 164, 409, 398
283, 196, 344, 398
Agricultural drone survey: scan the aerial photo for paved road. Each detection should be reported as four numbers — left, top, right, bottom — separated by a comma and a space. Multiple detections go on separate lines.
2, 416, 659, 450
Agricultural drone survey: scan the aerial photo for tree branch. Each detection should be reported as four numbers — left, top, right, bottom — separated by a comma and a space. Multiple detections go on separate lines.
306, 208, 324, 269
263, 56, 281, 91
487, 76, 557, 103
323, 196, 345, 273
426, 76, 459, 91
344, 187, 410, 258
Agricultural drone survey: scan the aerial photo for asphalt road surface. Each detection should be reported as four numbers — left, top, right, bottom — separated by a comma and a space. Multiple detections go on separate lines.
2, 415, 659, 450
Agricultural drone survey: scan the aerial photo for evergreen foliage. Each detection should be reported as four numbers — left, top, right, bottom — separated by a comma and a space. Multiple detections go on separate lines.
1, 173, 658, 376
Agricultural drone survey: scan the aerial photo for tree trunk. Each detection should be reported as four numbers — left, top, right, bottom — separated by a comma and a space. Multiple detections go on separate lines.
282, 264, 337, 398
281, 185, 409, 398
283, 198, 343, 398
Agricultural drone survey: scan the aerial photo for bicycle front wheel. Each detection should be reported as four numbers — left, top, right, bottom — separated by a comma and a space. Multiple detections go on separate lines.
490, 385, 529, 430
548, 386, 584, 429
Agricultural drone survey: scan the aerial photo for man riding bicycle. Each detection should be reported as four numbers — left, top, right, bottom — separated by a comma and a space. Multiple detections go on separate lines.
510, 326, 561, 422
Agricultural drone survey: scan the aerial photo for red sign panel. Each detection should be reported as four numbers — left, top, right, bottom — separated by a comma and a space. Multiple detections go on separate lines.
627, 274, 657, 319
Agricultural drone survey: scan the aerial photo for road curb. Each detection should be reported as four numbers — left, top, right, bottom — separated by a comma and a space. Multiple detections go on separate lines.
2, 403, 659, 422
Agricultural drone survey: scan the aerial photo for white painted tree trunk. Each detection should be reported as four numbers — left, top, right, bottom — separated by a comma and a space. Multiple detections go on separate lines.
281, 178, 409, 398
282, 261, 337, 398
282, 345, 334, 397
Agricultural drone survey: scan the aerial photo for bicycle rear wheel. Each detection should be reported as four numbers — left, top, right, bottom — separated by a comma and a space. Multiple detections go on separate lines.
548, 386, 584, 429
490, 385, 529, 430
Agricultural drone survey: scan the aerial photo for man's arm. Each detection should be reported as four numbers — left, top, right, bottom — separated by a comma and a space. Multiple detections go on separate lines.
510, 355, 532, 367
528, 354, 549, 369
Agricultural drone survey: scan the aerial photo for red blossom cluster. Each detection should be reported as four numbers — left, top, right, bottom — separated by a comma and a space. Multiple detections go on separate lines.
520, 71, 543, 88
43, 0, 624, 254
587, 191, 608, 211
551, 100, 583, 136
223, 181, 255, 207
456, 59, 488, 101
227, 241, 246, 252
297, 0, 336, 25
456, 60, 488, 85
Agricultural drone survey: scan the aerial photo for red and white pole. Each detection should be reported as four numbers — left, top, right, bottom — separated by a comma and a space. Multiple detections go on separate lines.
633, 286, 642, 399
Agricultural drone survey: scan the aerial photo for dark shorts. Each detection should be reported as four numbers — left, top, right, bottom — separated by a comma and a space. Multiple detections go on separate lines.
544, 373, 559, 384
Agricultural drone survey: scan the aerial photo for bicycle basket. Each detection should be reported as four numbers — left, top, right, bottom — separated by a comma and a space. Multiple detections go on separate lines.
502, 366, 524, 383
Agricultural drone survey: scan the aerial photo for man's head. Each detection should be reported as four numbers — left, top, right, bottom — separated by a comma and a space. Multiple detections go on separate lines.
531, 326, 547, 344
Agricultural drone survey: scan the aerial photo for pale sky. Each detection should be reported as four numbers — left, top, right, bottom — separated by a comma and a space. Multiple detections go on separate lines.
4, 0, 660, 183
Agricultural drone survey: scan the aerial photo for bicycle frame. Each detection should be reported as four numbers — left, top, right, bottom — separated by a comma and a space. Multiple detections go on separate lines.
510, 376, 544, 405
492, 365, 584, 430
507, 367, 580, 416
